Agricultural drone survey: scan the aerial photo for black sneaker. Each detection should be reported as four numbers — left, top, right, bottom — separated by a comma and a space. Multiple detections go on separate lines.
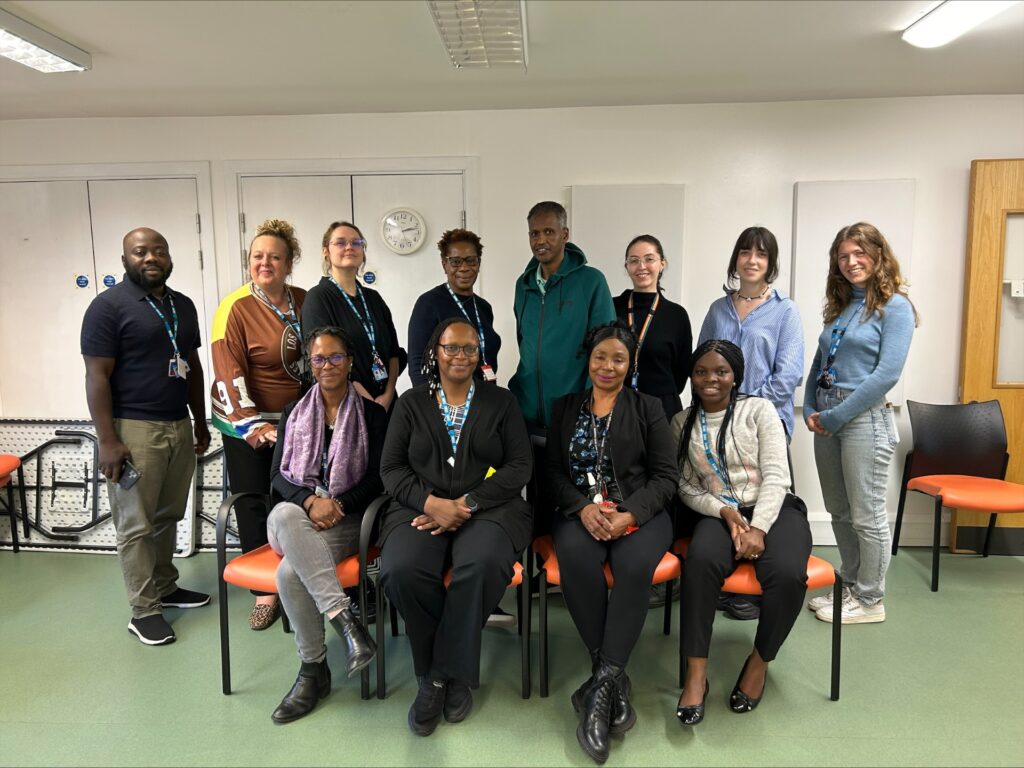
408, 676, 446, 736
722, 594, 761, 621
128, 614, 176, 646
443, 680, 473, 723
160, 587, 211, 608
485, 606, 516, 627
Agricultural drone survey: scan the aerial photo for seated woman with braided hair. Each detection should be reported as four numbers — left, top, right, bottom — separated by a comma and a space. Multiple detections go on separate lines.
378, 317, 533, 737
672, 339, 812, 726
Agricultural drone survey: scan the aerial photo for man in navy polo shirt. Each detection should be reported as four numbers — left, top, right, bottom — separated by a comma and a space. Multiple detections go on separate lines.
81, 227, 211, 646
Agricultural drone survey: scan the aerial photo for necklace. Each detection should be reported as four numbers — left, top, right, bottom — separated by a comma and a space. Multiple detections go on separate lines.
735, 285, 770, 302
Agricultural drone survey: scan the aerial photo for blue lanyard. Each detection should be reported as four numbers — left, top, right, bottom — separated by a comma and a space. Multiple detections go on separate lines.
439, 383, 474, 457
329, 278, 379, 354
445, 283, 488, 366
252, 283, 300, 337
144, 293, 180, 358
823, 299, 865, 369
699, 406, 739, 507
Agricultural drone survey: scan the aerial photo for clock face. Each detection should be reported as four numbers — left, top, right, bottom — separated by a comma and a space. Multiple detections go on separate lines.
381, 208, 426, 255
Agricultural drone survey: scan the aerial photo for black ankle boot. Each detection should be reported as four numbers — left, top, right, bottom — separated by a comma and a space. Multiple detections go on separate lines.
576, 663, 620, 764
271, 659, 331, 724
571, 649, 601, 713
329, 607, 377, 677
609, 671, 635, 734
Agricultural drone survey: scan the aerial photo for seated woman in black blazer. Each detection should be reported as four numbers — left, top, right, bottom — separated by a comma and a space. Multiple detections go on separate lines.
546, 322, 678, 765
379, 318, 533, 737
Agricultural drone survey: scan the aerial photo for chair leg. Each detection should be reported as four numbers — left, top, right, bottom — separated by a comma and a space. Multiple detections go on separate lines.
677, 565, 686, 688
539, 569, 549, 698
376, 574, 386, 700
5, 482, 18, 553
359, 577, 370, 701
520, 579, 531, 699
983, 513, 998, 557
280, 608, 291, 634
830, 571, 841, 701
662, 578, 673, 636
931, 495, 943, 592
892, 457, 912, 556
390, 602, 399, 637
219, 577, 232, 695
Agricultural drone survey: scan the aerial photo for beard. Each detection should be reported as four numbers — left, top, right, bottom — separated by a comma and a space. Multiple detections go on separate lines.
125, 260, 173, 292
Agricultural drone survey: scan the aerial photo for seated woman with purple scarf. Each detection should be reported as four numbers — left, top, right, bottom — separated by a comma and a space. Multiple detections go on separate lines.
266, 325, 387, 725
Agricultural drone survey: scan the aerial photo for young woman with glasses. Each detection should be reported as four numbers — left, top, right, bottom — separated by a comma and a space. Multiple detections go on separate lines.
301, 221, 405, 413
407, 228, 502, 388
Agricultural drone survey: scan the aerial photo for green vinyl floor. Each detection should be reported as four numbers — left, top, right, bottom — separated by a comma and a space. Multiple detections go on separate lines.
1, 545, 1022, 767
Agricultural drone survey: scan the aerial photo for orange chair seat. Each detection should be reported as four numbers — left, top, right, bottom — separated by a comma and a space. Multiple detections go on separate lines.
532, 534, 680, 587
673, 538, 835, 596
0, 454, 20, 484
442, 560, 523, 588
222, 543, 380, 594
907, 475, 1024, 513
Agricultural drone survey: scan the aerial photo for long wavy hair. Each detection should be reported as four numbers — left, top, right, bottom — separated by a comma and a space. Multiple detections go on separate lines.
823, 222, 918, 325
420, 317, 479, 397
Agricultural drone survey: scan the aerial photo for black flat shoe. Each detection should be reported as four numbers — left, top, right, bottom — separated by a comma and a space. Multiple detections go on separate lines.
676, 679, 709, 726
729, 656, 766, 713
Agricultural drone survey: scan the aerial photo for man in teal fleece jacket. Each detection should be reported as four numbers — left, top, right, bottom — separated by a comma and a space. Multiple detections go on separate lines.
510, 201, 616, 430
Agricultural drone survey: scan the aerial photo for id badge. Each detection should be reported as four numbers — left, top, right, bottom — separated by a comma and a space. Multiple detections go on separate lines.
480, 364, 497, 382
175, 354, 190, 380
370, 352, 388, 383
630, 371, 639, 389
168, 357, 178, 378
314, 484, 330, 499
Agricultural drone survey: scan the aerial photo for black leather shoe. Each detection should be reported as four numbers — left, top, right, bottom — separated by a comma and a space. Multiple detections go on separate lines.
408, 676, 446, 736
723, 594, 761, 621
329, 608, 377, 677
676, 679, 710, 726
576, 663, 619, 764
608, 672, 635, 734
443, 679, 473, 723
271, 660, 331, 724
729, 656, 766, 713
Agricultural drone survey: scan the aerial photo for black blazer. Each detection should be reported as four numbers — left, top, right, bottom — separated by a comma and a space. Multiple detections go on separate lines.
379, 383, 534, 551
546, 387, 678, 526
270, 396, 388, 517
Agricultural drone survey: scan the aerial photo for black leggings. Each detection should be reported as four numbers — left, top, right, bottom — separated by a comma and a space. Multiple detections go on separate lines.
221, 435, 274, 596
553, 509, 673, 668
681, 496, 812, 662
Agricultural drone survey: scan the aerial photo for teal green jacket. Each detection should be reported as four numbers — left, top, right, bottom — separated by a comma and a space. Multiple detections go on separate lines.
509, 243, 615, 428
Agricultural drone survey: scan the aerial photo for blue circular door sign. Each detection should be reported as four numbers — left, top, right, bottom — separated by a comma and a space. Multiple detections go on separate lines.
103, 274, 116, 287
75, 274, 89, 288
363, 271, 377, 284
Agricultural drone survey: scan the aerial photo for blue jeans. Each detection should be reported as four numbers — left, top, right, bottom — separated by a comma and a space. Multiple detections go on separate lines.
813, 388, 897, 605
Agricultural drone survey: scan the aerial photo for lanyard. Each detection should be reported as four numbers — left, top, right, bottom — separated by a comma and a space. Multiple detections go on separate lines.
252, 283, 301, 337
445, 283, 488, 366
626, 291, 659, 388
822, 299, 865, 371
144, 293, 180, 358
439, 383, 475, 457
329, 277, 379, 354
699, 406, 739, 507
588, 401, 615, 500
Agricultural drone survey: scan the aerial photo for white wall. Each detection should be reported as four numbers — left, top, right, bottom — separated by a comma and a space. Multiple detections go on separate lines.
2, 94, 1022, 544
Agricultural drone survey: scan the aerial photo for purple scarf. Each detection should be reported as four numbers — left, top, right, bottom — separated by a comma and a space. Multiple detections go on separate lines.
279, 383, 368, 498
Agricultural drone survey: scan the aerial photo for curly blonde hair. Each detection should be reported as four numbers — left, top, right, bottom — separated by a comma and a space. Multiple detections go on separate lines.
251, 218, 301, 265
823, 222, 918, 325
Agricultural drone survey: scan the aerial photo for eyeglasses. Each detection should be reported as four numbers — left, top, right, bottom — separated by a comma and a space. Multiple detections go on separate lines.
438, 343, 480, 358
446, 256, 480, 268
310, 353, 349, 368
625, 255, 661, 268
330, 238, 366, 249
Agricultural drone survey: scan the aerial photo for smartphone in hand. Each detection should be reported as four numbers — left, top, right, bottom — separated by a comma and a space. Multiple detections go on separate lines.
118, 459, 142, 490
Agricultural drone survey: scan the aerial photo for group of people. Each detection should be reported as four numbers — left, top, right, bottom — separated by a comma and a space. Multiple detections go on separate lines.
80, 201, 915, 763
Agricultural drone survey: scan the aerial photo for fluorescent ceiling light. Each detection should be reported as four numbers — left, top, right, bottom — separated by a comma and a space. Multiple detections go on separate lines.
902, 0, 1020, 48
0, 8, 91, 72
427, 0, 528, 69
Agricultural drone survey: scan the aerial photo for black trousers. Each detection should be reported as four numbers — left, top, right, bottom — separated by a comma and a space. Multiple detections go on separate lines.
681, 496, 812, 662
553, 509, 673, 668
380, 517, 516, 687
222, 435, 274, 596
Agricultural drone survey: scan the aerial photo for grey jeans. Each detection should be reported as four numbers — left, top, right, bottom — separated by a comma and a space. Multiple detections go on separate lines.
813, 387, 897, 606
267, 502, 359, 664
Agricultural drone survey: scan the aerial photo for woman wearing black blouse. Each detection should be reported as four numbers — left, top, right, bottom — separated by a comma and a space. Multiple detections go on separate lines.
545, 323, 678, 764
613, 234, 692, 422
301, 220, 405, 413
379, 318, 533, 737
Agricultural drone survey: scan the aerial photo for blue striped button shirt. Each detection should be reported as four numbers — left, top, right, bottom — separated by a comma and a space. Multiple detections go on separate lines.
697, 288, 804, 438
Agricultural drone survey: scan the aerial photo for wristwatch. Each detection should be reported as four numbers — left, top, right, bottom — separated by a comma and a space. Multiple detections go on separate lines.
464, 494, 479, 513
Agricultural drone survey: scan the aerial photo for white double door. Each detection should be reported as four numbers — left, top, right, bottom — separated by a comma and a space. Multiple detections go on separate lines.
0, 177, 205, 418
238, 172, 465, 394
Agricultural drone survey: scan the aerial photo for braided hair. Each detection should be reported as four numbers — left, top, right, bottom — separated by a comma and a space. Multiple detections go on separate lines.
420, 317, 479, 397
676, 339, 749, 497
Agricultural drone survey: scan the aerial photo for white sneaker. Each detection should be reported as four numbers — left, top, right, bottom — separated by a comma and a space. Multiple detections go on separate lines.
807, 586, 850, 612
816, 592, 885, 624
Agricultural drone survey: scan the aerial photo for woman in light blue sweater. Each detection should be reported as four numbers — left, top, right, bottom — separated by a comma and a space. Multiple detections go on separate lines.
803, 222, 916, 625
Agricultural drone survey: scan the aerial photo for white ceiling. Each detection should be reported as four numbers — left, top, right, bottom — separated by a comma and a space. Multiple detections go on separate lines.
1, 0, 1022, 120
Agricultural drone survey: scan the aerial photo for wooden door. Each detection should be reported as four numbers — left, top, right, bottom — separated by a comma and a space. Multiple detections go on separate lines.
956, 158, 1024, 552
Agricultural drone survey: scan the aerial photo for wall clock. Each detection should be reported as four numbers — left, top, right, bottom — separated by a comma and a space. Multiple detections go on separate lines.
381, 207, 427, 255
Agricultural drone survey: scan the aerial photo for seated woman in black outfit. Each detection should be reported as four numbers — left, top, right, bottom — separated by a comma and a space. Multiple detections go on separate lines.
379, 318, 533, 737
265, 326, 384, 724
545, 322, 678, 765
672, 339, 812, 726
